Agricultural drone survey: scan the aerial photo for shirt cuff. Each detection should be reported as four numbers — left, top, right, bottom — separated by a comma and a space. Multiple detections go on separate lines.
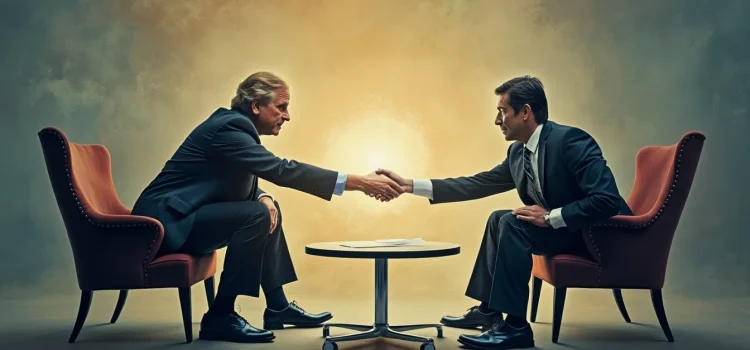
333, 172, 347, 196
412, 179, 433, 200
549, 208, 566, 229
258, 193, 274, 202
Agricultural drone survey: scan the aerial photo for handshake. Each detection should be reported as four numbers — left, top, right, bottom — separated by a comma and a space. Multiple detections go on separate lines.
346, 168, 411, 202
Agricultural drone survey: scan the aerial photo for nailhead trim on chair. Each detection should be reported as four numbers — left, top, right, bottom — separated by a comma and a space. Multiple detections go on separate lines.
42, 129, 160, 288
585, 133, 706, 287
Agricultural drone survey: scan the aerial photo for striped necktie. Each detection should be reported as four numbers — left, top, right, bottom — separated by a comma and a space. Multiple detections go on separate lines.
523, 147, 546, 207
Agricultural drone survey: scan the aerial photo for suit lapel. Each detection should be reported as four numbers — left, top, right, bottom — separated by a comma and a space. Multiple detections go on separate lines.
537, 122, 553, 192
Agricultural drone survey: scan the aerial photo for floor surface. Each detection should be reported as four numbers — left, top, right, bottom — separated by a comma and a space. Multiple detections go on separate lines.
1, 284, 747, 350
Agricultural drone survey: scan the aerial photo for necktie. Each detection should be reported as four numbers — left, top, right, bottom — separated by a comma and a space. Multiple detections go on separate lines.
523, 148, 546, 208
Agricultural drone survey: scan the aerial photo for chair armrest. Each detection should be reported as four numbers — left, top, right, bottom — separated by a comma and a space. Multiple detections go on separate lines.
69, 213, 165, 290
92, 214, 165, 262
582, 212, 676, 288
582, 214, 652, 264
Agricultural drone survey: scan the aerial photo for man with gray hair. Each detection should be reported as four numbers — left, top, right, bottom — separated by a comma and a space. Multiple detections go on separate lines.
132, 72, 404, 343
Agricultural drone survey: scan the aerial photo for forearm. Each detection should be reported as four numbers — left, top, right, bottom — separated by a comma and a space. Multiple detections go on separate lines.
430, 176, 514, 204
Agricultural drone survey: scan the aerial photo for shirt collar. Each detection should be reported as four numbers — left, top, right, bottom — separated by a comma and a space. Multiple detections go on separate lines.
525, 123, 544, 153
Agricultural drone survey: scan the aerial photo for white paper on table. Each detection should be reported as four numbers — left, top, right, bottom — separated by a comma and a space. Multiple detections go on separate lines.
340, 238, 426, 248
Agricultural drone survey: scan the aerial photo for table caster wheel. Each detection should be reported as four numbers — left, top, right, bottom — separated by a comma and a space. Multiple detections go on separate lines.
323, 341, 338, 350
420, 342, 435, 350
437, 326, 443, 338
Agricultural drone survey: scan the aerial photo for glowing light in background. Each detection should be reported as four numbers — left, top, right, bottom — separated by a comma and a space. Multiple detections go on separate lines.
321, 111, 431, 215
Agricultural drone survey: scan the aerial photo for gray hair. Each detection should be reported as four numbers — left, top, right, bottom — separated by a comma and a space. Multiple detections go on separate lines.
231, 72, 287, 116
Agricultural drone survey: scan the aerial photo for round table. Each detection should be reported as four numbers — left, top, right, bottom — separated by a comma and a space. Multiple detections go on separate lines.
305, 241, 460, 350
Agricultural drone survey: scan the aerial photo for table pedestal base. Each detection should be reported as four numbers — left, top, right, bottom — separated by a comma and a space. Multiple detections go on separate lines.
323, 323, 441, 350
321, 259, 443, 350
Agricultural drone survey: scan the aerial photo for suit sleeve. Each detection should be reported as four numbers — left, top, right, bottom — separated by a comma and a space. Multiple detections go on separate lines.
211, 119, 338, 201
256, 188, 274, 201
559, 128, 623, 230
429, 146, 516, 204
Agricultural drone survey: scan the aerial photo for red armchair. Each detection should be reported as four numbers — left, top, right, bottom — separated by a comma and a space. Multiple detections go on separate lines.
530, 131, 705, 343
38, 127, 218, 343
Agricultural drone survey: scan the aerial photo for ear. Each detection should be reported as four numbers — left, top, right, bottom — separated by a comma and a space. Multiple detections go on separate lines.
522, 104, 532, 120
251, 100, 261, 115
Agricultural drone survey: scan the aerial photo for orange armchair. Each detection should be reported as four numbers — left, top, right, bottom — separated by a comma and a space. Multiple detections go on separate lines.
38, 127, 218, 343
530, 131, 705, 343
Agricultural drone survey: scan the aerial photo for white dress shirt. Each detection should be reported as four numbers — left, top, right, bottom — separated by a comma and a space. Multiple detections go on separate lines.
412, 123, 567, 229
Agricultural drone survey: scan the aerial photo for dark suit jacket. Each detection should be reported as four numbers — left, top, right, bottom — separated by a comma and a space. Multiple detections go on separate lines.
132, 107, 338, 253
430, 121, 632, 232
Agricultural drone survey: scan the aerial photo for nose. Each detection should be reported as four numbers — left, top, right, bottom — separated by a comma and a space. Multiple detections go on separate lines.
495, 114, 504, 125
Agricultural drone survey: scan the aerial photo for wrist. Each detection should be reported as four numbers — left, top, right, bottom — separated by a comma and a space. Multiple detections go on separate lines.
345, 174, 365, 192
406, 179, 414, 193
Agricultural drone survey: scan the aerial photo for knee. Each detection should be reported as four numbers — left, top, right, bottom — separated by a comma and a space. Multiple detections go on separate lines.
500, 212, 523, 231
487, 209, 512, 227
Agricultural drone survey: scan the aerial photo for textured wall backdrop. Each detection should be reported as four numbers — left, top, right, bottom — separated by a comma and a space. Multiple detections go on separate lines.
1, 0, 748, 301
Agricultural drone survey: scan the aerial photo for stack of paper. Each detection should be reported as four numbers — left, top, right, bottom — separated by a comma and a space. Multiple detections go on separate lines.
341, 238, 425, 248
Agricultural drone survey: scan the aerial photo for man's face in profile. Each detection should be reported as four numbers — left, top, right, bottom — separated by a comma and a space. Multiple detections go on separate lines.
496, 93, 521, 141
253, 87, 291, 136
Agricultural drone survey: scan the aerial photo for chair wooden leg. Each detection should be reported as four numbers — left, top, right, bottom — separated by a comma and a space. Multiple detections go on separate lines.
110, 290, 128, 324
204, 276, 215, 308
613, 289, 631, 323
69, 290, 93, 343
178, 287, 193, 343
530, 277, 542, 322
651, 289, 674, 342
552, 287, 567, 344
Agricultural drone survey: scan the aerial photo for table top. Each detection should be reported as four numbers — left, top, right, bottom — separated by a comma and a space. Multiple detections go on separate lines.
305, 241, 460, 259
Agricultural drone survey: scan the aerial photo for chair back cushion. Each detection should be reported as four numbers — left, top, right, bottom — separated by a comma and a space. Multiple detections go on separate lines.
627, 131, 705, 233
39, 127, 131, 221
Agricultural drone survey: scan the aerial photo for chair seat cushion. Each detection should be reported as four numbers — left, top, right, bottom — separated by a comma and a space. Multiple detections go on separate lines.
532, 254, 600, 288
145, 252, 217, 288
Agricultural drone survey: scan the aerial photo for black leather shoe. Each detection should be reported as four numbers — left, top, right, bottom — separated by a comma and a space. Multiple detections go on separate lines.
263, 301, 333, 329
441, 305, 498, 330
457, 321, 534, 349
199, 312, 275, 343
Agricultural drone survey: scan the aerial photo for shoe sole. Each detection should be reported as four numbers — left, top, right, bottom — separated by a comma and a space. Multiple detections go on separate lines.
440, 321, 492, 330
264, 314, 334, 330
457, 336, 535, 349
199, 331, 276, 343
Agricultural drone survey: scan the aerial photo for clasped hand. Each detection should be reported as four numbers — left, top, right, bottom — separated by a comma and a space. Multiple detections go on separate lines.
366, 168, 412, 202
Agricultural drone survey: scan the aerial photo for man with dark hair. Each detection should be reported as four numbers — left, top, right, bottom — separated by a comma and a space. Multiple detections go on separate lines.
375, 75, 632, 349
132, 72, 404, 344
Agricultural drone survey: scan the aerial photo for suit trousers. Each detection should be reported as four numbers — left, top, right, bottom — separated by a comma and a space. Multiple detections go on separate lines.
174, 200, 298, 298
464, 210, 587, 318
